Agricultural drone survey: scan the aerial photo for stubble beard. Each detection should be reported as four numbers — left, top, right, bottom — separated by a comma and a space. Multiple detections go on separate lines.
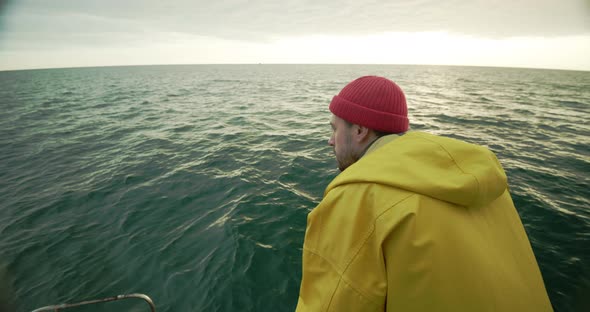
336, 134, 359, 172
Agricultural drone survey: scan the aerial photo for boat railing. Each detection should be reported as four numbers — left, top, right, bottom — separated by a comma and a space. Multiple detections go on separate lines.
31, 293, 155, 312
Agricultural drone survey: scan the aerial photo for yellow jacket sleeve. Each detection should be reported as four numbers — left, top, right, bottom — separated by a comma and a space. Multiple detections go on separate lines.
296, 184, 413, 312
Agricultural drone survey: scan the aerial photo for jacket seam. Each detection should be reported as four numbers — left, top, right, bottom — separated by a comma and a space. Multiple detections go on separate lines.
415, 133, 481, 204
341, 192, 416, 271
300, 248, 348, 311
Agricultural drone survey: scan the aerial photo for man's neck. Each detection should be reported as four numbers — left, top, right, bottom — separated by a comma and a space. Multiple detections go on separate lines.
359, 136, 381, 159
362, 134, 401, 158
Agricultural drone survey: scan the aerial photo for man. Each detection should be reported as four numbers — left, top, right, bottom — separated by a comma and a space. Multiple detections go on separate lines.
296, 76, 552, 311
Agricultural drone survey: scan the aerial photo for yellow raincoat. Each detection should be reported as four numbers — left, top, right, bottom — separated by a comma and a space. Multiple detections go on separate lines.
296, 132, 552, 311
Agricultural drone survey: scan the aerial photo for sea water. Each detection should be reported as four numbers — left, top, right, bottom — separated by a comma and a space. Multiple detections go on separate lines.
0, 65, 588, 311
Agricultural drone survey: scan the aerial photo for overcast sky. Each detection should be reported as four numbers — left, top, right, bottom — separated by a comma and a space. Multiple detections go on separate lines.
1, 0, 589, 71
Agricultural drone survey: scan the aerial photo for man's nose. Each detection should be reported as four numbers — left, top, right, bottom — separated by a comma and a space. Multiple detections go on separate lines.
328, 135, 334, 146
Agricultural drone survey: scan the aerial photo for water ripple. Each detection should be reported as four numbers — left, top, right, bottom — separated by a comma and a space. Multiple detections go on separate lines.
0, 65, 588, 312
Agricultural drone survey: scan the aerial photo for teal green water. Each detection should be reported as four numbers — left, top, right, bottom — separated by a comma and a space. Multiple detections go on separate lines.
0, 65, 588, 312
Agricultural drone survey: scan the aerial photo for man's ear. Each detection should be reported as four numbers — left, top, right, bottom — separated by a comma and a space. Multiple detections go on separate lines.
353, 125, 371, 143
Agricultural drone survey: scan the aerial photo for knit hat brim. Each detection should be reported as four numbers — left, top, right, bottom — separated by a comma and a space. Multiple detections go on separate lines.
329, 95, 409, 133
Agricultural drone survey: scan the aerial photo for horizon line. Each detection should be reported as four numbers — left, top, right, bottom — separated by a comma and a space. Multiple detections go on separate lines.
1, 63, 588, 73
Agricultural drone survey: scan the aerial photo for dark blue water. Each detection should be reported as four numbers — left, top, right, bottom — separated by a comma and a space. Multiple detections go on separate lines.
0, 65, 588, 311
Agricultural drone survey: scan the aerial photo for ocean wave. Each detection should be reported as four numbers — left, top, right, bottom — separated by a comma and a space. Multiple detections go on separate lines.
0, 65, 588, 312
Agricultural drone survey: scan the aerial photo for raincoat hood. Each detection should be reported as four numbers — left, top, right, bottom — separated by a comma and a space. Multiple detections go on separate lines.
326, 131, 508, 208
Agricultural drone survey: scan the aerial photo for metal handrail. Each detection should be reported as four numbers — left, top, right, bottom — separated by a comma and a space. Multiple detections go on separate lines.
31, 293, 155, 312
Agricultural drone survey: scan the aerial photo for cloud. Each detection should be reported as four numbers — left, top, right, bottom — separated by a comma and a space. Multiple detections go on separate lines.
1, 0, 589, 50
0, 0, 588, 70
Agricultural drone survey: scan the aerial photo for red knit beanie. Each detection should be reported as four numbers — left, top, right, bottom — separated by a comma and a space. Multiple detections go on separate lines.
329, 76, 409, 133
